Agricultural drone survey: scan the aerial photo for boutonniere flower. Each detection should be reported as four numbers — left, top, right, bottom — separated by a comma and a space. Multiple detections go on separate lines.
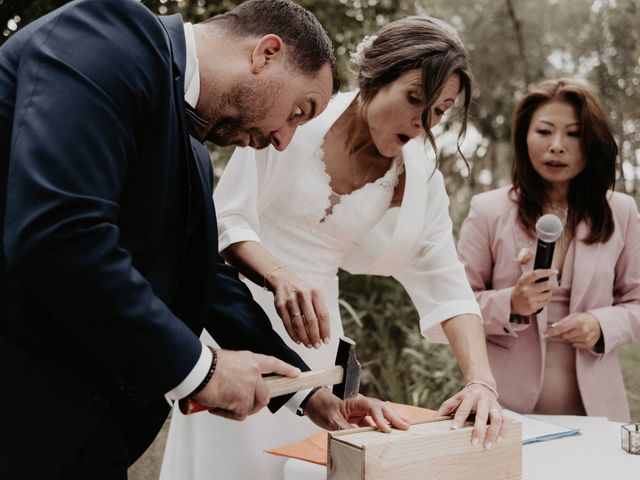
515, 246, 533, 265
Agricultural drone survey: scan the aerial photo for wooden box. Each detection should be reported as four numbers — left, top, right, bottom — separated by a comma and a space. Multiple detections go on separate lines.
327, 418, 522, 480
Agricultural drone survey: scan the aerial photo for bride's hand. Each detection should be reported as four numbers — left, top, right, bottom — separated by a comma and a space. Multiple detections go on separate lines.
265, 266, 331, 348
436, 382, 509, 450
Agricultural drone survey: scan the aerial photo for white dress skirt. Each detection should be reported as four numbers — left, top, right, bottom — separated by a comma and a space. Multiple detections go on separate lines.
160, 147, 403, 479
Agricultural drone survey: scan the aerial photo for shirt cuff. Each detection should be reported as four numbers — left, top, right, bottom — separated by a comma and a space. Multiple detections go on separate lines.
285, 388, 312, 413
164, 343, 212, 406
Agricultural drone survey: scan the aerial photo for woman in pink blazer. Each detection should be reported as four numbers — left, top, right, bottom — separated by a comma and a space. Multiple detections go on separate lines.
458, 78, 640, 422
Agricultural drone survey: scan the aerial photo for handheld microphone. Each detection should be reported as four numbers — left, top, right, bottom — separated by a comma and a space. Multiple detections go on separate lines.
533, 214, 564, 314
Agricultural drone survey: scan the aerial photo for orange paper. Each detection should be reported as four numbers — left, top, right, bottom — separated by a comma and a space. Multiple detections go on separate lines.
265, 402, 436, 466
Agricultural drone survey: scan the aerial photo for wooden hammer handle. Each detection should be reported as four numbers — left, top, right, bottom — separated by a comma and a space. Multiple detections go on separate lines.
179, 365, 344, 415
264, 365, 344, 397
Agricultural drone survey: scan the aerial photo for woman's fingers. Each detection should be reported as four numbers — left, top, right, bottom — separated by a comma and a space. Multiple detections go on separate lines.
298, 290, 322, 348
483, 406, 504, 449
436, 394, 462, 417
274, 297, 301, 344
446, 385, 509, 450
312, 290, 331, 344
275, 294, 311, 346
471, 397, 489, 446
277, 305, 298, 343
512, 269, 557, 315
529, 269, 558, 283
495, 409, 511, 444
274, 280, 332, 349
290, 311, 311, 347
451, 395, 475, 430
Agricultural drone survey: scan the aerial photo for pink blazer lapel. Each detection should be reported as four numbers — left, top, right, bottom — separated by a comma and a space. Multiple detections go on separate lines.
512, 219, 534, 276
569, 222, 602, 312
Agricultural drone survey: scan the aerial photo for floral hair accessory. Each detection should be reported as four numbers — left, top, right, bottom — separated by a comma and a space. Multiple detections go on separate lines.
515, 246, 533, 265
350, 34, 377, 66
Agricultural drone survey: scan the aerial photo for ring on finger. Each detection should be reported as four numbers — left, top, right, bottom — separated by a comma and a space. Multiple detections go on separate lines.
291, 312, 303, 319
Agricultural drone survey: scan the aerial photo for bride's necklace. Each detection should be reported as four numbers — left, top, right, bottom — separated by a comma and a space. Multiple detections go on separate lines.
349, 153, 377, 189
343, 98, 380, 190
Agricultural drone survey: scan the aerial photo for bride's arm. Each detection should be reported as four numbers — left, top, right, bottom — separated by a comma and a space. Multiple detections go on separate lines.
222, 240, 331, 349
214, 146, 329, 347
390, 168, 508, 448
436, 314, 508, 449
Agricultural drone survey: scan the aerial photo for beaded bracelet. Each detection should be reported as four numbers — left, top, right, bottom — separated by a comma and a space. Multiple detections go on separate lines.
464, 380, 499, 399
190, 346, 218, 397
296, 386, 324, 417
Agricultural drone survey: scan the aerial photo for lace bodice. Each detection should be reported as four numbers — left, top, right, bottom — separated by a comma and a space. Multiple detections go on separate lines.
259, 145, 403, 280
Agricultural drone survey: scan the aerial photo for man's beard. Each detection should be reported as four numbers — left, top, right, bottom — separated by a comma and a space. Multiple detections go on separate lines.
205, 77, 282, 149
207, 119, 270, 149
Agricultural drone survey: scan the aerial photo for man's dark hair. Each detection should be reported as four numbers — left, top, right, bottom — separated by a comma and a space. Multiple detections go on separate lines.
205, 0, 339, 93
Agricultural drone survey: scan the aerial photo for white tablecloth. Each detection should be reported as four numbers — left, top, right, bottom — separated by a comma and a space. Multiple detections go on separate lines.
282, 415, 640, 479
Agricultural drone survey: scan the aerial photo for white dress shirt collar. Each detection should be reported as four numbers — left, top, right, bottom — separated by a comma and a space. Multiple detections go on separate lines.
183, 22, 200, 109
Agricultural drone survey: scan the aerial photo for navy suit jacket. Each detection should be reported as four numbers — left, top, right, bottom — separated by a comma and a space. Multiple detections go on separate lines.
0, 0, 308, 475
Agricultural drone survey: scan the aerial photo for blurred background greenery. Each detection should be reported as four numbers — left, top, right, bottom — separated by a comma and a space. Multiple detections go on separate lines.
3, 0, 639, 476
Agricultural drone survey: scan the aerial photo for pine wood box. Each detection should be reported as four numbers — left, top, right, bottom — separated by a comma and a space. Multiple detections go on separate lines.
327, 418, 522, 480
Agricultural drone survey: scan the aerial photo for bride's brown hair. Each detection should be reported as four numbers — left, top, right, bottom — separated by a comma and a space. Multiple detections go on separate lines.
356, 16, 473, 165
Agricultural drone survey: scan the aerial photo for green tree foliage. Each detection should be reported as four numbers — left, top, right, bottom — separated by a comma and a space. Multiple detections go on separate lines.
339, 274, 465, 408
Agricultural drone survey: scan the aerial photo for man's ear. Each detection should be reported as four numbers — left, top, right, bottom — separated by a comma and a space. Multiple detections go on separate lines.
251, 34, 284, 74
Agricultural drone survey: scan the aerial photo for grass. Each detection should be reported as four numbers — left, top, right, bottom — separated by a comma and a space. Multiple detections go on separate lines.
339, 274, 464, 409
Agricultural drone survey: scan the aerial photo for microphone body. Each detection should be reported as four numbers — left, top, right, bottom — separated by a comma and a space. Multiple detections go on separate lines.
533, 214, 564, 314
533, 240, 556, 272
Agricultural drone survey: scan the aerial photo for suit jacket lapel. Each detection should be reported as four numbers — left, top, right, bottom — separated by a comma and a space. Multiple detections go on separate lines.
511, 210, 534, 276
569, 221, 601, 312
189, 138, 218, 299
157, 16, 218, 309
158, 14, 187, 89
157, 15, 192, 168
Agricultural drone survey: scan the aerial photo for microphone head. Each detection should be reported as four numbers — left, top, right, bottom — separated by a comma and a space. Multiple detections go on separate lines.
535, 214, 564, 243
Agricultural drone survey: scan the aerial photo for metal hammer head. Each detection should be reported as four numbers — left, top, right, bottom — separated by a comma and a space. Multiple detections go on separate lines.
332, 336, 361, 400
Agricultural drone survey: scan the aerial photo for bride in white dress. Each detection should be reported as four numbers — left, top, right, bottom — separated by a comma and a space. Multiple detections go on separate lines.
161, 16, 508, 480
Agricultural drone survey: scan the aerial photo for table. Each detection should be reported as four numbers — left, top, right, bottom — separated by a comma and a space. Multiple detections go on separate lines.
282, 415, 639, 479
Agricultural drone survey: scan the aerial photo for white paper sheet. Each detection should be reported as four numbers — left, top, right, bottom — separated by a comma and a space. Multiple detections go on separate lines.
503, 408, 581, 444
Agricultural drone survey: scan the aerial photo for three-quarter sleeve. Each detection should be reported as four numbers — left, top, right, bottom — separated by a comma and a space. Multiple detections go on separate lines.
457, 194, 529, 337
214, 147, 269, 251
586, 194, 640, 355
393, 169, 481, 343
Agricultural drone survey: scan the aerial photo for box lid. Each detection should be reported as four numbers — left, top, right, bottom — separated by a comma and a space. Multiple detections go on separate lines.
330, 418, 470, 449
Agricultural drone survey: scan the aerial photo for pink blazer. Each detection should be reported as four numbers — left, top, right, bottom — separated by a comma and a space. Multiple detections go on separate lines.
458, 186, 640, 422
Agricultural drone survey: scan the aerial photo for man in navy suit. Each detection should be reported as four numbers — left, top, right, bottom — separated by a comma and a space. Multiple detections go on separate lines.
0, 0, 407, 478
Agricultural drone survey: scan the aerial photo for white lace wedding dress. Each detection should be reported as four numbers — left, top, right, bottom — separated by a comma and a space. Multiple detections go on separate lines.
160, 145, 403, 480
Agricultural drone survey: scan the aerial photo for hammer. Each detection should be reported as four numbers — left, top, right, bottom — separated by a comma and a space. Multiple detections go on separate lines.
179, 336, 361, 415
